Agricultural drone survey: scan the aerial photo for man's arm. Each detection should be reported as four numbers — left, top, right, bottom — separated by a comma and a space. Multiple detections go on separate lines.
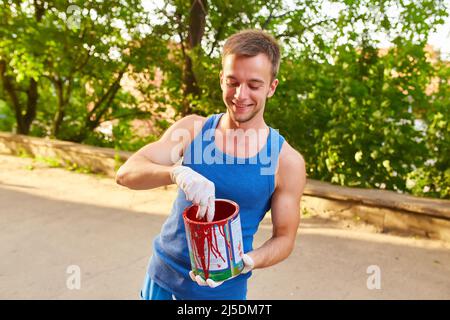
247, 143, 306, 269
116, 115, 205, 190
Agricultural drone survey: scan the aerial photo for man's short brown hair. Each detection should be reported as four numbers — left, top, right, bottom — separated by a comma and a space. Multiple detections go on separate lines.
222, 29, 281, 81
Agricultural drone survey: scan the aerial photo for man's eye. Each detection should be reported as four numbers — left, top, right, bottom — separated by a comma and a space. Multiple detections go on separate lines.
227, 82, 238, 87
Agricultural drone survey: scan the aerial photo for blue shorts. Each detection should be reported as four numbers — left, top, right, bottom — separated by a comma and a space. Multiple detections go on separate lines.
140, 272, 247, 300
140, 273, 177, 300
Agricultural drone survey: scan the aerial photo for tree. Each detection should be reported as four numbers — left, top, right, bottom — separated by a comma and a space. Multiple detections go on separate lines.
0, 0, 45, 134
0, 0, 168, 141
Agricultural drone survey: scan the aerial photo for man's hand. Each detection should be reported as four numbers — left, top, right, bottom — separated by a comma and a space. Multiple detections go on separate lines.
171, 166, 215, 222
188, 254, 254, 288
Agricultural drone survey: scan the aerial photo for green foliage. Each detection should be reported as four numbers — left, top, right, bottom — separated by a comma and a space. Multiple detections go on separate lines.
0, 0, 167, 140
0, 99, 15, 131
263, 1, 450, 199
34, 155, 62, 168
407, 82, 450, 198
267, 38, 450, 198
112, 120, 158, 151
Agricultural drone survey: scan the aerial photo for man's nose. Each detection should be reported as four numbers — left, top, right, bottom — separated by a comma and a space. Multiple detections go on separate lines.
234, 84, 249, 100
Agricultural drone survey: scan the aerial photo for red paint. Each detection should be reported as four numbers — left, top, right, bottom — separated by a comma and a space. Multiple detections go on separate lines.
183, 199, 239, 280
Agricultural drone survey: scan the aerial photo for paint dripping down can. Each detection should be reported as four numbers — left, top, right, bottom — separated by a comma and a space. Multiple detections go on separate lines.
183, 199, 245, 282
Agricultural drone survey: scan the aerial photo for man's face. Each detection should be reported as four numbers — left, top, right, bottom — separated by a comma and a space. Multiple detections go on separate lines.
220, 53, 278, 124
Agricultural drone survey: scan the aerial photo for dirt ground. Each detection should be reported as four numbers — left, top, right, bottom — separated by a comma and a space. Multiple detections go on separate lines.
1, 153, 449, 299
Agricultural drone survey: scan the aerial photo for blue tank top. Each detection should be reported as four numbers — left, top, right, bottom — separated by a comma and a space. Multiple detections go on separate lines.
147, 113, 285, 299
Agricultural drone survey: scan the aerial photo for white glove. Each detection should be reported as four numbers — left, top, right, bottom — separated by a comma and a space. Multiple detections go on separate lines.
188, 253, 255, 288
241, 253, 255, 274
189, 271, 224, 288
171, 165, 215, 222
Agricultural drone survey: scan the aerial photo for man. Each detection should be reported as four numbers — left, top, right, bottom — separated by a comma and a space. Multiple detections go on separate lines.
116, 29, 306, 300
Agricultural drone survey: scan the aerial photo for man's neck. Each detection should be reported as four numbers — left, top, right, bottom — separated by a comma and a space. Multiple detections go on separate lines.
219, 112, 268, 132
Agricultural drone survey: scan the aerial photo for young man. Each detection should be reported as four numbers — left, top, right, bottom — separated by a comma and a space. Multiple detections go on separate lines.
116, 29, 306, 300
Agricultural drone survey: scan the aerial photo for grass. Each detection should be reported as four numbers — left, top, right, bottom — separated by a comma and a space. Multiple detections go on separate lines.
22, 154, 95, 175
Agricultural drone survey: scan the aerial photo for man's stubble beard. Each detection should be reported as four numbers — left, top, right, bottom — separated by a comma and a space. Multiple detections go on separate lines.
227, 102, 265, 124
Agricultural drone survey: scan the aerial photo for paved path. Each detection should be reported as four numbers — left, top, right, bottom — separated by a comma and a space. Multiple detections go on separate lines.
0, 154, 449, 299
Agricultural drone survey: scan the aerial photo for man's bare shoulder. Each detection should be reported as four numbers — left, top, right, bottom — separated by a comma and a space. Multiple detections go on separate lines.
175, 114, 207, 130
165, 114, 207, 140
277, 141, 306, 190
184, 114, 207, 139
181, 114, 207, 123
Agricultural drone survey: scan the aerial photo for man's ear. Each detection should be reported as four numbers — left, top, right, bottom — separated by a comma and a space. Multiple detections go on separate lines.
219, 71, 223, 85
267, 78, 279, 98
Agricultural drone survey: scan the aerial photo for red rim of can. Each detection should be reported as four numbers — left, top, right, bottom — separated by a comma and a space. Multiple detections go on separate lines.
182, 198, 240, 225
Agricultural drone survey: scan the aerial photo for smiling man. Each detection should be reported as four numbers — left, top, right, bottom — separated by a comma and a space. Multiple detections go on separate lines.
116, 29, 306, 300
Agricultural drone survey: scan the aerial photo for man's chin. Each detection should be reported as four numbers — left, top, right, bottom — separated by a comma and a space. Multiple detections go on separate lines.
230, 111, 253, 123
228, 106, 259, 123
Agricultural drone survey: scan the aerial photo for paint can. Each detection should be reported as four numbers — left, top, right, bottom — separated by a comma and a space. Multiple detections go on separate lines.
183, 198, 244, 282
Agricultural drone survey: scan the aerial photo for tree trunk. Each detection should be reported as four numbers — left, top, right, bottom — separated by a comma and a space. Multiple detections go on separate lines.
51, 78, 68, 138
24, 78, 38, 135
0, 60, 37, 135
0, 60, 23, 133
0, 2, 43, 135
181, 0, 207, 116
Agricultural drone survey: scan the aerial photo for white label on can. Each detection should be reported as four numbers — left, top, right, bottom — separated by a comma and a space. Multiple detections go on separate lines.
231, 217, 243, 264
205, 226, 229, 271
185, 224, 195, 263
